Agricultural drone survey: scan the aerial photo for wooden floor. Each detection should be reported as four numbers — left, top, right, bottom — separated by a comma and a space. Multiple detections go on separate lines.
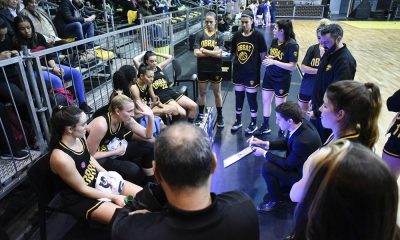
292, 20, 400, 154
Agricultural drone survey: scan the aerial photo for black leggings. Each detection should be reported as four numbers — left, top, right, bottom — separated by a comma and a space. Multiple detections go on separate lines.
122, 140, 154, 169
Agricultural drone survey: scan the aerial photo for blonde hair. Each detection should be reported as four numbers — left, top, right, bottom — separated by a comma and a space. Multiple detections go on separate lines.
108, 90, 134, 113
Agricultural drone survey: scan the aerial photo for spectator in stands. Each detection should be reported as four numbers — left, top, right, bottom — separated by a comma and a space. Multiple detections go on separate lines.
111, 123, 260, 240
137, 0, 155, 16
249, 102, 321, 212
86, 91, 155, 185
130, 64, 179, 119
19, 0, 64, 45
269, 0, 275, 24
13, 15, 93, 114
0, 102, 30, 160
0, 0, 20, 37
133, 51, 197, 122
309, 23, 356, 142
53, 0, 96, 49
0, 17, 32, 123
382, 89, 400, 177
297, 19, 330, 113
49, 105, 143, 224
290, 80, 382, 203
257, 19, 298, 136
291, 140, 398, 240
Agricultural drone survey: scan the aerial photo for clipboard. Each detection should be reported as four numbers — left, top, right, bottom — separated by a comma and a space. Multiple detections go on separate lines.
223, 146, 255, 168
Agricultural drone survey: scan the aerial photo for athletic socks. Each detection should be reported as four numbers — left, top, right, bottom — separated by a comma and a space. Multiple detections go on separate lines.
217, 107, 223, 117
246, 92, 258, 115
263, 116, 270, 127
235, 90, 245, 114
198, 105, 205, 115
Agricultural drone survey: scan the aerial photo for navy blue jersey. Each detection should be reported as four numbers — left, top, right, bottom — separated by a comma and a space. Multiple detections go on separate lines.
302, 44, 320, 81
265, 38, 299, 81
231, 30, 267, 75
194, 29, 224, 72
299, 44, 320, 96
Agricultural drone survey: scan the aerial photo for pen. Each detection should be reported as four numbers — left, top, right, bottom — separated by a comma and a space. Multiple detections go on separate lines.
249, 136, 254, 147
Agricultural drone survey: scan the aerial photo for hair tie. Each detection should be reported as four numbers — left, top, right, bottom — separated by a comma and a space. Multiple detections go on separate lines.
241, 13, 253, 20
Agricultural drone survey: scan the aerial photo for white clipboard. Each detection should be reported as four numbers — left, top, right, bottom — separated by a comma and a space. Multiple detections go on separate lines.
223, 146, 255, 168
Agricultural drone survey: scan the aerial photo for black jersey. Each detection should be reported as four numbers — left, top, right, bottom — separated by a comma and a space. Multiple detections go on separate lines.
265, 38, 299, 81
97, 112, 132, 152
194, 29, 224, 72
136, 82, 152, 107
231, 30, 268, 75
152, 66, 170, 95
56, 138, 98, 188
301, 44, 320, 82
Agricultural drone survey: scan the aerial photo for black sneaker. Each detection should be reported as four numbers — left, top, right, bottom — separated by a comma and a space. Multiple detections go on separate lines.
79, 102, 94, 114
231, 120, 242, 131
1, 150, 30, 161
194, 114, 204, 126
254, 124, 272, 136
257, 201, 280, 213
245, 122, 258, 134
216, 116, 224, 128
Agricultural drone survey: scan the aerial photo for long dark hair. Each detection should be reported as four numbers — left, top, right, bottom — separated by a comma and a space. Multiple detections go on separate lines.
13, 15, 38, 49
293, 140, 398, 240
49, 106, 83, 149
143, 51, 156, 65
326, 80, 381, 149
276, 19, 296, 41
112, 65, 137, 97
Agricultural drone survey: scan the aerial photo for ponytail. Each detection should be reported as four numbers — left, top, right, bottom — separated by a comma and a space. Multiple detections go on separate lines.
326, 80, 382, 149
108, 90, 133, 113
49, 106, 83, 150
112, 65, 137, 97
360, 82, 382, 148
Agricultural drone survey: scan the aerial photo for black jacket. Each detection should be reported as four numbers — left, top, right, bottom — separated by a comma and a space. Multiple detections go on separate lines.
265, 119, 322, 173
387, 89, 400, 112
53, 0, 92, 37
311, 44, 356, 117
0, 9, 15, 37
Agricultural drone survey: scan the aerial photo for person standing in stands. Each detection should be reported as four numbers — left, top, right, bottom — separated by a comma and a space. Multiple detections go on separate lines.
230, 9, 267, 134
54, 0, 96, 49
249, 102, 321, 212
310, 23, 356, 142
382, 89, 400, 178
111, 123, 259, 240
194, 11, 225, 128
256, 19, 298, 136
297, 19, 330, 113
290, 80, 381, 203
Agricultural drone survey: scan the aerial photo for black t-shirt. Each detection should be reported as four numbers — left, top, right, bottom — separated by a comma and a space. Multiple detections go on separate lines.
265, 38, 299, 81
311, 44, 356, 116
231, 29, 267, 75
301, 44, 320, 82
194, 29, 224, 72
111, 191, 259, 240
